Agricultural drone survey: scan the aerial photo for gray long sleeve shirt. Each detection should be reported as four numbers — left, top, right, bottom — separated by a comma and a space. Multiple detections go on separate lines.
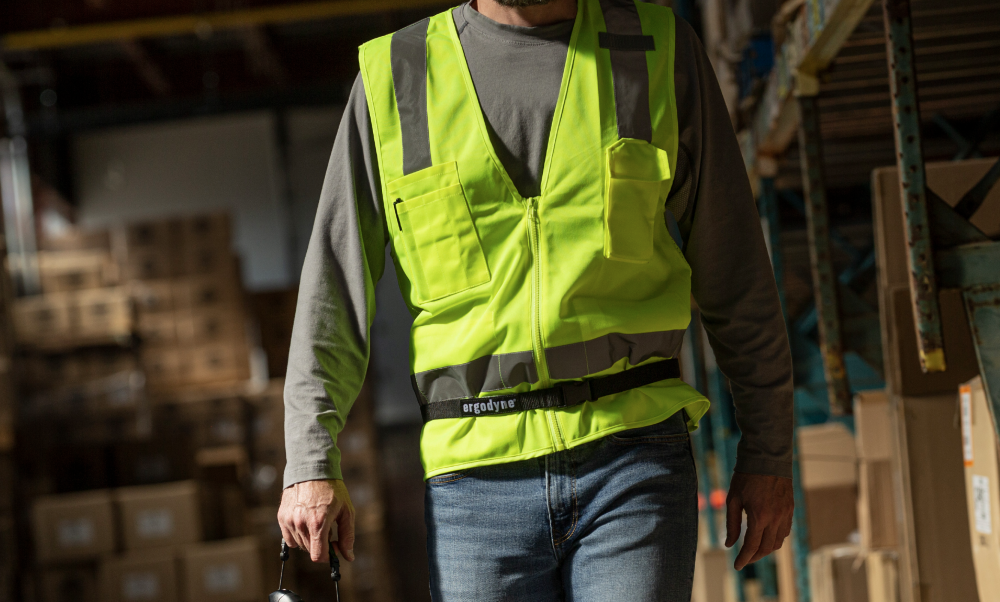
283, 4, 793, 488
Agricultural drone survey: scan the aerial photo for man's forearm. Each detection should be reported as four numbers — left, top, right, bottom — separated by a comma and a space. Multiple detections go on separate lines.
283, 73, 387, 488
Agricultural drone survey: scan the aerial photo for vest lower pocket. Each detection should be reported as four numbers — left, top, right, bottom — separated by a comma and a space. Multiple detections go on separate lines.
396, 184, 491, 302
603, 139, 672, 264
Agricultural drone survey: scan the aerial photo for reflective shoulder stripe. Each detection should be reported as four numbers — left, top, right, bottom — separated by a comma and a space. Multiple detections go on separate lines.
598, 0, 653, 142
390, 18, 432, 175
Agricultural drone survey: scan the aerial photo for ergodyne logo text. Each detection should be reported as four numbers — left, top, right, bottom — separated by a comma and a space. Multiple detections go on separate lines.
463, 397, 517, 416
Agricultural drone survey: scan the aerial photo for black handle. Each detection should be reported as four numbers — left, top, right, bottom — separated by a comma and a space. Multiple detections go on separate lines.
329, 542, 341, 582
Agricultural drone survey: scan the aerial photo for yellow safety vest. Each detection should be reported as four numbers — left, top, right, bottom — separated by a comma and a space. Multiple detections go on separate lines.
359, 0, 709, 478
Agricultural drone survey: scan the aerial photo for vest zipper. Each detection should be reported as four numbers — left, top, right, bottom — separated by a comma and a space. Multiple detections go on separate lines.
527, 198, 564, 450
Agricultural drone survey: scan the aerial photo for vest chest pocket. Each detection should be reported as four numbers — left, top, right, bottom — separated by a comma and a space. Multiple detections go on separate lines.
603, 139, 673, 263
388, 162, 491, 303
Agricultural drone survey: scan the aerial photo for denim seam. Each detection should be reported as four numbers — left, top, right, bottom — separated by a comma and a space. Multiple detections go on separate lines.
428, 474, 468, 485
552, 450, 580, 547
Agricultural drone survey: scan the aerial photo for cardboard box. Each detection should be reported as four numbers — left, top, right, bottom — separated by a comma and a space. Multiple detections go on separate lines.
73, 287, 132, 341
136, 312, 177, 346
113, 438, 195, 487
873, 158, 1000, 294
180, 397, 250, 448
854, 390, 900, 551
798, 423, 858, 550
131, 280, 174, 314
183, 245, 234, 277
100, 549, 178, 602
873, 158, 992, 399
885, 287, 979, 397
189, 343, 250, 385
893, 393, 980, 602
172, 275, 241, 311
808, 545, 868, 602
122, 249, 177, 281
115, 481, 201, 551
39, 567, 99, 602
798, 423, 857, 489
775, 538, 797, 602
141, 347, 191, 390
32, 489, 116, 564
41, 228, 111, 253
180, 537, 261, 602
38, 251, 117, 294
858, 459, 897, 551
691, 547, 734, 602
120, 220, 183, 253
248, 290, 296, 377
866, 550, 899, 602
182, 214, 231, 244
196, 446, 249, 541
176, 310, 244, 344
960, 376, 1000, 601
13, 293, 73, 345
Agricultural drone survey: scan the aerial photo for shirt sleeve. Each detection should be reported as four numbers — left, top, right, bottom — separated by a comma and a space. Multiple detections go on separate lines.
283, 73, 387, 487
669, 18, 794, 479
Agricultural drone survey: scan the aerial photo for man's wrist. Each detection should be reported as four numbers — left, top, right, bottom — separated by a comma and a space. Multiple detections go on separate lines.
733, 457, 793, 480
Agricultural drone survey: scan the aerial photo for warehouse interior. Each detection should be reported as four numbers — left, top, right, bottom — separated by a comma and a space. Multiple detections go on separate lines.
0, 0, 998, 601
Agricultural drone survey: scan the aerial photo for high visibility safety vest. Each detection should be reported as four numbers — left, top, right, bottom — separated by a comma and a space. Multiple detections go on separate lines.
359, 0, 709, 478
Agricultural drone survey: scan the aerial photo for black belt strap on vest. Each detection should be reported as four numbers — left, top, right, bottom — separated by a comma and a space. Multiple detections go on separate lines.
420, 358, 680, 422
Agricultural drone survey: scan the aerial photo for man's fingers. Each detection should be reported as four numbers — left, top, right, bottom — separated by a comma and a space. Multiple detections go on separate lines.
725, 495, 743, 548
337, 506, 356, 562
750, 524, 779, 564
308, 513, 334, 563
735, 514, 764, 570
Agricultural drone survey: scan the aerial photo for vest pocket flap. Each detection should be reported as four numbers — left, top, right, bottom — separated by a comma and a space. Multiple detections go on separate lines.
607, 139, 671, 182
388, 161, 461, 200
395, 183, 490, 303
603, 139, 672, 264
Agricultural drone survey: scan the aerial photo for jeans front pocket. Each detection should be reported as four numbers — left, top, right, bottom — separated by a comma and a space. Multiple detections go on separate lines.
603, 138, 672, 264
389, 162, 491, 303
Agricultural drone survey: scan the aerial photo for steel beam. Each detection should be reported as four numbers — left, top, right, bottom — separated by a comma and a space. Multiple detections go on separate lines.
797, 95, 852, 416
883, 0, 946, 373
1, 0, 453, 51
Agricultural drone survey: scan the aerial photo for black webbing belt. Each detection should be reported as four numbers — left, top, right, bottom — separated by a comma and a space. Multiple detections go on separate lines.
420, 358, 680, 422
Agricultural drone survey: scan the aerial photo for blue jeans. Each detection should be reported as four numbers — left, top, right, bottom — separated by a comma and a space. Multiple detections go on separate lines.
425, 412, 698, 601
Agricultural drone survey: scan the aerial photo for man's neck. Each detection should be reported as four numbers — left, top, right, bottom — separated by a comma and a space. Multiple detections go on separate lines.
470, 0, 577, 27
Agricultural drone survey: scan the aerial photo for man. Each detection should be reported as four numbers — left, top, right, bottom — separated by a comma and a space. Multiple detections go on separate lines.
278, 0, 794, 600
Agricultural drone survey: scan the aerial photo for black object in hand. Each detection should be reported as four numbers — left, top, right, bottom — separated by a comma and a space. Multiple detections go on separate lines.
268, 540, 341, 601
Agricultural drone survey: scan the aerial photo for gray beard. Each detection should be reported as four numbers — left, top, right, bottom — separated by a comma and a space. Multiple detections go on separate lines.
492, 0, 553, 6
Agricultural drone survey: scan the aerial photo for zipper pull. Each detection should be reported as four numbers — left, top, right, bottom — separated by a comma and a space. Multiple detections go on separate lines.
393, 198, 404, 231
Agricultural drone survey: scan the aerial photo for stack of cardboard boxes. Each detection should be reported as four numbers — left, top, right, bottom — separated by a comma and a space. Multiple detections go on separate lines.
960, 376, 1000, 601
119, 214, 251, 393
872, 158, 992, 602
247, 289, 297, 378
32, 481, 261, 602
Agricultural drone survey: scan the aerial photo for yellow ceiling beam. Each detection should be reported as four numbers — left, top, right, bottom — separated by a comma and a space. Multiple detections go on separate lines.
1, 0, 451, 51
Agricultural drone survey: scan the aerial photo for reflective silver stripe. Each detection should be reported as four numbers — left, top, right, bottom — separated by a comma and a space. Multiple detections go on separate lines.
598, 0, 653, 142
545, 330, 687, 380
411, 350, 538, 404
390, 18, 432, 175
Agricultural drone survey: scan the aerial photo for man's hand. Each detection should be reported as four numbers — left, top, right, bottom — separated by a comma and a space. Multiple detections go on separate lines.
278, 479, 356, 563
725, 472, 793, 570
